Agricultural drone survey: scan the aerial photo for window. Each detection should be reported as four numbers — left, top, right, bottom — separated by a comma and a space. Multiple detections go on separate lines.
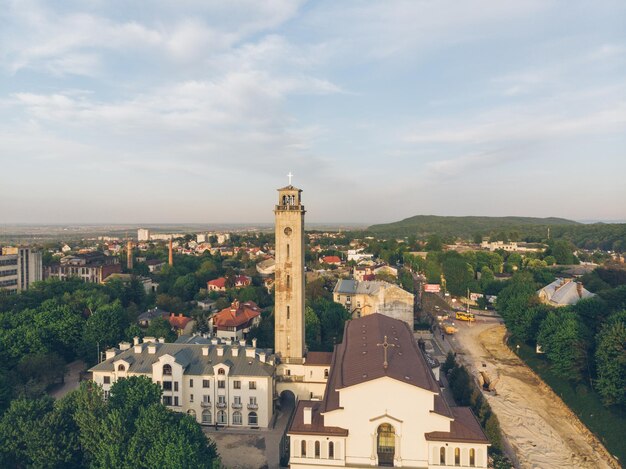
248, 411, 258, 426
117, 364, 125, 372
189, 379, 194, 388
233, 411, 242, 425
202, 379, 210, 388
163, 364, 172, 375
329, 442, 334, 459
103, 376, 111, 384
218, 380, 225, 389
455, 447, 460, 466
249, 381, 256, 390
234, 380, 241, 389
249, 396, 257, 405
174, 396, 179, 406
470, 448, 475, 467
163, 396, 172, 406
218, 368, 225, 375
287, 275, 290, 287
104, 390, 110, 401
315, 441, 320, 458
234, 396, 241, 404
440, 447, 446, 465
324, 369, 329, 379
190, 394, 194, 403
301, 440, 307, 457
202, 410, 212, 424
163, 381, 172, 391
187, 409, 196, 419
218, 395, 226, 404
217, 410, 227, 424
287, 244, 290, 258
174, 381, 179, 392
287, 306, 290, 320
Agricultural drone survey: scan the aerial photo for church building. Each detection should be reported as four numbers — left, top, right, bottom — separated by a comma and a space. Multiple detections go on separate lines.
287, 314, 490, 468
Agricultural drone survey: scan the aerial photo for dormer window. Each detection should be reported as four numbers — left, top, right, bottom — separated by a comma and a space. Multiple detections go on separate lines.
163, 364, 172, 376
117, 364, 126, 372
218, 368, 225, 375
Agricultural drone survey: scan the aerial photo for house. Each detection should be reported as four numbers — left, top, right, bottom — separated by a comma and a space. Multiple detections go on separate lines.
196, 299, 217, 312
207, 278, 227, 292
146, 259, 166, 273
321, 255, 342, 266
347, 249, 373, 262
373, 264, 398, 278
138, 307, 170, 327
287, 314, 489, 468
537, 278, 595, 307
353, 265, 375, 281
333, 279, 415, 328
210, 300, 262, 340
168, 313, 195, 335
90, 336, 275, 428
256, 258, 276, 276
235, 275, 252, 288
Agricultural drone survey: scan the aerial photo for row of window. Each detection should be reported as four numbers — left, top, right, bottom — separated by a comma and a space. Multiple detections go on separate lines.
112, 366, 258, 390
0, 269, 17, 277
0, 279, 18, 287
438, 447, 477, 466
191, 409, 258, 426
298, 440, 336, 459
189, 395, 257, 406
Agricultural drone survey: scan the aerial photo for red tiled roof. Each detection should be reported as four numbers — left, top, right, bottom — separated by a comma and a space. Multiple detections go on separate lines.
208, 277, 226, 288
168, 313, 192, 330
213, 300, 261, 329
234, 275, 251, 285
425, 407, 489, 444
322, 256, 341, 264
288, 400, 348, 436
305, 351, 333, 366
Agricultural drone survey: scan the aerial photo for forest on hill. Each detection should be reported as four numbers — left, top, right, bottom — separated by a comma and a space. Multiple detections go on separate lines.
367, 215, 626, 251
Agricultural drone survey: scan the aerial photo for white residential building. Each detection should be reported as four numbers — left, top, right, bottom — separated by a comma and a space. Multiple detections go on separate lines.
138, 228, 151, 242
90, 336, 275, 428
0, 247, 42, 292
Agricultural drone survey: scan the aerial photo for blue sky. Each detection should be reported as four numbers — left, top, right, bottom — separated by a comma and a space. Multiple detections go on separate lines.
1, 0, 625, 224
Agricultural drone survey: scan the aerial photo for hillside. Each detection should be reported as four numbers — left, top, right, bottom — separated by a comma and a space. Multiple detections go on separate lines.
368, 215, 580, 239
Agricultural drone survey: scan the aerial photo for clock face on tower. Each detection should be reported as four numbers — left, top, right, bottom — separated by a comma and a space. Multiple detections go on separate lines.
284, 227, 292, 236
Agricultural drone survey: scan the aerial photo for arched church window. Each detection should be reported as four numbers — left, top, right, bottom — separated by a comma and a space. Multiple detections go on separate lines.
328, 441, 334, 459
315, 440, 320, 458
301, 440, 307, 457
469, 448, 475, 466
440, 447, 446, 464
454, 447, 460, 465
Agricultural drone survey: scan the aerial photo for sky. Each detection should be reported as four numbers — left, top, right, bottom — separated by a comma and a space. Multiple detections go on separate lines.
0, 0, 625, 225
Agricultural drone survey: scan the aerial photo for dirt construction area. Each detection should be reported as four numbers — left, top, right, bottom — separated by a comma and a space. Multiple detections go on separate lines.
451, 320, 619, 469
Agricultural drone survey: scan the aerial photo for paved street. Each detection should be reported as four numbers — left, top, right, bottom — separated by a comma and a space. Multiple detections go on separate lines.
204, 396, 295, 469
49, 360, 86, 399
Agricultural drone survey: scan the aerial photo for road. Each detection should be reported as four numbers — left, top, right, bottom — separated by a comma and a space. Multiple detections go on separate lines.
49, 360, 86, 399
421, 293, 618, 469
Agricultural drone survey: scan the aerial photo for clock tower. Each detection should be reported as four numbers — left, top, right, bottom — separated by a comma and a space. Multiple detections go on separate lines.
274, 181, 306, 363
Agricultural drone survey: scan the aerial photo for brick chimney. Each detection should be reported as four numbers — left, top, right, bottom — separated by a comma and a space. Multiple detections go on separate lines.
168, 238, 173, 266
127, 240, 133, 270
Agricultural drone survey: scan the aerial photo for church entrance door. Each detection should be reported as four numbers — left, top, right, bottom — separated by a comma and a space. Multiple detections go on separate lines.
377, 423, 395, 466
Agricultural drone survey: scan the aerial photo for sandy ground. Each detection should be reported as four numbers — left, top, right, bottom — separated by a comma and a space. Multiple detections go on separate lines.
451, 320, 619, 469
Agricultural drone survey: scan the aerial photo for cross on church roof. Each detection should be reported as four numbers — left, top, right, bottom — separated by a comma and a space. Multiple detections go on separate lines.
376, 335, 396, 370
287, 172, 293, 185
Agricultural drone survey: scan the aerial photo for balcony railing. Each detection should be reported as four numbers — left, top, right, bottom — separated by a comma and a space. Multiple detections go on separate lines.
275, 205, 303, 211
247, 403, 259, 410
231, 403, 243, 409
200, 401, 212, 408
216, 402, 227, 409
277, 374, 304, 382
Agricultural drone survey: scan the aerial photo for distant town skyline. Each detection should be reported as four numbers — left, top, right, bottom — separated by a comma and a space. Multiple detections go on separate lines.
1, 1, 625, 224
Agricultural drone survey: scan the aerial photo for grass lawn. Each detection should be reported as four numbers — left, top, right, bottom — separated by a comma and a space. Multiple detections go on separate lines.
516, 342, 625, 465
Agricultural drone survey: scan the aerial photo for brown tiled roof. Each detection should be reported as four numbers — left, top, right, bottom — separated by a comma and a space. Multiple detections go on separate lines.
433, 393, 454, 419
322, 314, 440, 413
288, 400, 348, 437
425, 407, 490, 444
208, 277, 226, 288
305, 351, 333, 366
213, 301, 260, 328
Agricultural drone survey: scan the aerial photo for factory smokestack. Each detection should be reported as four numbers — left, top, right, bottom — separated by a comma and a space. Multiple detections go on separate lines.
127, 240, 133, 270
168, 238, 173, 266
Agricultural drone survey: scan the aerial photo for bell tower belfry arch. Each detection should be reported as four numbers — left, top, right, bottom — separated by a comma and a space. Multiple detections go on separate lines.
274, 178, 306, 364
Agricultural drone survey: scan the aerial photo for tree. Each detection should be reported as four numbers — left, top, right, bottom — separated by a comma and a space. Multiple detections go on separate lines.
305, 306, 322, 351
551, 240, 575, 265
595, 318, 626, 406
425, 235, 443, 252
146, 317, 176, 342
80, 302, 127, 364
442, 256, 473, 296
537, 310, 585, 380
108, 376, 162, 425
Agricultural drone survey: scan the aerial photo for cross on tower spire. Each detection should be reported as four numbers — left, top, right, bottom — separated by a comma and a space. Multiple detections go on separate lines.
376, 335, 396, 369
287, 172, 293, 185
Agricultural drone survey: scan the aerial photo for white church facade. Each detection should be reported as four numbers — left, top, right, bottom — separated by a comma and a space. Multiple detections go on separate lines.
287, 314, 490, 468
